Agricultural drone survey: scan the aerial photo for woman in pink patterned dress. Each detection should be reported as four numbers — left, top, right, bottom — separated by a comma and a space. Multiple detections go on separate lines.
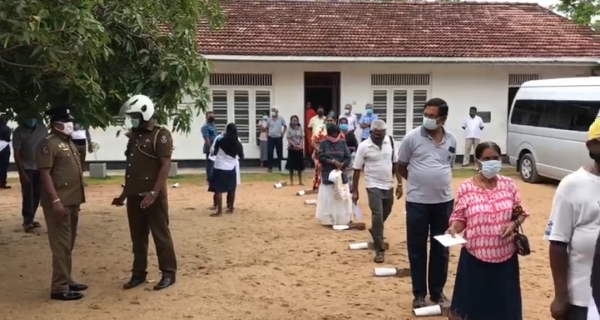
446, 141, 529, 320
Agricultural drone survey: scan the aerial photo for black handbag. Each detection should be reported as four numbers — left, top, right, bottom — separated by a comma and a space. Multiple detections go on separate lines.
512, 205, 531, 256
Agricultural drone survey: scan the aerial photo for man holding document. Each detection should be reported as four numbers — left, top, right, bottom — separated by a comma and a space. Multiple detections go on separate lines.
352, 120, 402, 264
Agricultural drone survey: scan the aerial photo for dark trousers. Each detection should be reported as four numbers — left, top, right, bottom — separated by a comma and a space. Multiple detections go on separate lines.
205, 156, 214, 181
126, 195, 177, 278
21, 169, 42, 225
43, 205, 79, 293
405, 200, 454, 299
267, 136, 283, 170
566, 305, 588, 320
367, 188, 394, 252
0, 147, 9, 186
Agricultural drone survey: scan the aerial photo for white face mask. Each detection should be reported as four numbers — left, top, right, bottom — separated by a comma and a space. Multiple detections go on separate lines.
422, 117, 438, 130
55, 121, 74, 136
479, 159, 502, 179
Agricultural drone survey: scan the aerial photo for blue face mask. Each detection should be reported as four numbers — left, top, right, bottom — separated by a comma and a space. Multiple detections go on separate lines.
25, 118, 37, 127
479, 160, 502, 179
271, 112, 277, 117
365, 109, 373, 115
422, 117, 438, 130
344, 109, 350, 115
131, 119, 141, 128
262, 115, 268, 120
339, 124, 348, 132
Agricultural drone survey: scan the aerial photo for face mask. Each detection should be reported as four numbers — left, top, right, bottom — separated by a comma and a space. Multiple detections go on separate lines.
479, 160, 502, 179
291, 120, 299, 126
339, 124, 348, 132
55, 121, 74, 136
344, 109, 350, 115
366, 109, 373, 115
422, 117, 438, 130
25, 118, 37, 127
262, 115, 268, 120
271, 112, 277, 117
131, 119, 141, 128
590, 151, 600, 164
325, 123, 334, 129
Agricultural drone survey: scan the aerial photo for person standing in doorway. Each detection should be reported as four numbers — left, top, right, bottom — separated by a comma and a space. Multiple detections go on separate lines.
0, 114, 11, 189
340, 104, 358, 133
352, 120, 403, 263
305, 102, 317, 158
266, 106, 287, 172
13, 114, 47, 232
71, 122, 92, 172
258, 113, 269, 167
461, 106, 484, 167
545, 116, 600, 320
202, 111, 218, 181
397, 98, 457, 308
359, 103, 378, 142
37, 106, 87, 301
112, 95, 177, 291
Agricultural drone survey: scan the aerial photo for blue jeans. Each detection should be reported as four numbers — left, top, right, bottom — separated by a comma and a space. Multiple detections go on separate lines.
405, 200, 454, 299
205, 156, 214, 181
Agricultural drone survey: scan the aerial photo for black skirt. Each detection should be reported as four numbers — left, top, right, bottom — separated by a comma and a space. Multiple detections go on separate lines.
208, 168, 237, 194
285, 148, 305, 172
450, 248, 522, 320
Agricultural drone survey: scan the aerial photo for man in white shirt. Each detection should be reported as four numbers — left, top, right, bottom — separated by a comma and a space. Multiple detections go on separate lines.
340, 104, 358, 132
352, 120, 403, 263
308, 106, 325, 137
546, 117, 600, 320
461, 106, 484, 166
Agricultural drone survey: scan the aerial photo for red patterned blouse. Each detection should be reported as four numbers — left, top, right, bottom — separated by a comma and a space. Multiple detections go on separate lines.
449, 175, 529, 263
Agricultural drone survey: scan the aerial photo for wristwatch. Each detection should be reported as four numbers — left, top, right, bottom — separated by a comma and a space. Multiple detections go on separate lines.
150, 191, 158, 198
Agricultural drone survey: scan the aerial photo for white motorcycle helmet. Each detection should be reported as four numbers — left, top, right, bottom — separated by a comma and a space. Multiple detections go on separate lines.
122, 94, 155, 121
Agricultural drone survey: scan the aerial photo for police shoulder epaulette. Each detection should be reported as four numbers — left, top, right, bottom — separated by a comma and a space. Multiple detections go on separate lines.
45, 134, 55, 140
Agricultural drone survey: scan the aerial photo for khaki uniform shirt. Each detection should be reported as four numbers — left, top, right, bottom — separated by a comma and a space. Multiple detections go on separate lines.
36, 134, 86, 207
124, 126, 173, 197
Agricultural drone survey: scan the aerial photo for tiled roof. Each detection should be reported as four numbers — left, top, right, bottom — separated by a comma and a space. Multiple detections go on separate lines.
196, 0, 600, 58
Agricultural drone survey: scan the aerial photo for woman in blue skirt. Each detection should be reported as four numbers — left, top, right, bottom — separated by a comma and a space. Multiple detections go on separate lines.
446, 141, 528, 320
208, 123, 244, 217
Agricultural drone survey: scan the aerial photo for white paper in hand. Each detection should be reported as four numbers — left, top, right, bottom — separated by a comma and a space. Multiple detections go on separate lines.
354, 204, 363, 219
434, 234, 467, 247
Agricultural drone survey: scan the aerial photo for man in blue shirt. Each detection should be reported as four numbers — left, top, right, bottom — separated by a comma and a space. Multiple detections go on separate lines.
201, 112, 218, 181
359, 103, 378, 141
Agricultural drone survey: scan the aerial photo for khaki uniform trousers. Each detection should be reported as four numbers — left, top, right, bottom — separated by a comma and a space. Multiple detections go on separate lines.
126, 195, 177, 278
463, 138, 480, 165
43, 205, 79, 293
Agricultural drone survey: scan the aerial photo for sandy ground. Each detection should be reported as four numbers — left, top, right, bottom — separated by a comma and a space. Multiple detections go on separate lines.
0, 175, 557, 320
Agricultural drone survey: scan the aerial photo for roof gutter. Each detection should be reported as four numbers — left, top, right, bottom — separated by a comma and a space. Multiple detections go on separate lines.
203, 55, 600, 65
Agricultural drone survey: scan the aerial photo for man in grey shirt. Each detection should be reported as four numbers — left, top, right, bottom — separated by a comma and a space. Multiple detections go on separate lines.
397, 98, 457, 309
13, 116, 47, 232
266, 106, 287, 172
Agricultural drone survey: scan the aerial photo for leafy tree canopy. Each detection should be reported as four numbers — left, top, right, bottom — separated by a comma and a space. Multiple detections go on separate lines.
553, 0, 599, 27
0, 0, 224, 133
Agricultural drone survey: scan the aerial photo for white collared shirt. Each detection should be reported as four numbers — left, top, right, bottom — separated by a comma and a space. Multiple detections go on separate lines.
462, 115, 484, 139
353, 136, 398, 190
340, 113, 358, 131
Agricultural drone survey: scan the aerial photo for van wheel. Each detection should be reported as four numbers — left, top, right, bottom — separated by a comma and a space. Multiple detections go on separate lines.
519, 153, 540, 183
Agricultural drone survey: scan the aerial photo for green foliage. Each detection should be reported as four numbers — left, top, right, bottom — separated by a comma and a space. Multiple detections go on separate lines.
0, 0, 224, 133
553, 0, 600, 26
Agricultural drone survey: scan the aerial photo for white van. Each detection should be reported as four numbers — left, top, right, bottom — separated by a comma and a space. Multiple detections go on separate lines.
507, 77, 599, 183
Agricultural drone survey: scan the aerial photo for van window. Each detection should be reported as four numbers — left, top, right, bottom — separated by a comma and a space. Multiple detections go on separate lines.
510, 99, 600, 131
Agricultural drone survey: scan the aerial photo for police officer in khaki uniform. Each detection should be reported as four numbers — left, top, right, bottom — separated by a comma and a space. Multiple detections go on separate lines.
36, 106, 87, 301
112, 95, 177, 290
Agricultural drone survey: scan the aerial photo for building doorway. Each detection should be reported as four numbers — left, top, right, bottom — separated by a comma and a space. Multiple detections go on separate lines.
304, 72, 341, 119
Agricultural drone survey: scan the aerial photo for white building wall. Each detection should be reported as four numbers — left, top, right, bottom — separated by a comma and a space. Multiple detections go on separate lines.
7, 63, 591, 162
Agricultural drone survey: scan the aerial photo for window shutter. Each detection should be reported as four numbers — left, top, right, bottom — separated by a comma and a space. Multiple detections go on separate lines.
412, 90, 428, 129
255, 90, 271, 142
392, 90, 408, 140
372, 90, 387, 123
211, 90, 228, 133
233, 90, 250, 143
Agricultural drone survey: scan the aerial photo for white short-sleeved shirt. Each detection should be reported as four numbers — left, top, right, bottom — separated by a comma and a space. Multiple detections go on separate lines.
308, 116, 325, 136
352, 136, 398, 190
545, 168, 600, 307
462, 116, 484, 139
589, 296, 599, 320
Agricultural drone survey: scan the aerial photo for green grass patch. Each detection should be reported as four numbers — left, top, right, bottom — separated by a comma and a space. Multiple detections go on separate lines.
6, 168, 520, 186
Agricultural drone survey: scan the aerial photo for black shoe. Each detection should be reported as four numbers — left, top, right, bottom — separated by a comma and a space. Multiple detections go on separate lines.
123, 276, 146, 290
412, 296, 427, 308
50, 291, 84, 301
373, 251, 385, 263
32, 221, 41, 228
153, 276, 176, 290
69, 282, 88, 291
430, 293, 449, 304
22, 223, 35, 233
